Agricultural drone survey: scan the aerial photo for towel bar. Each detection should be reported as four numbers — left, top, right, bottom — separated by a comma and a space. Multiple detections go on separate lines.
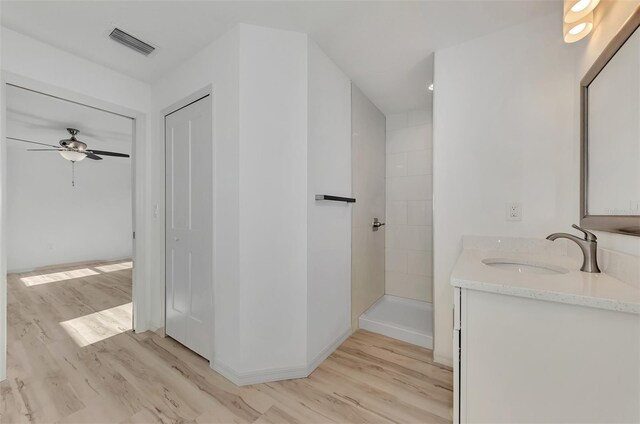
315, 194, 356, 203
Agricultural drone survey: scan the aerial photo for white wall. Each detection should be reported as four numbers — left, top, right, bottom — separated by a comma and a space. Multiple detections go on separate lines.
1, 28, 150, 113
351, 84, 386, 328
151, 26, 241, 369
6, 143, 132, 271
307, 39, 352, 363
237, 24, 309, 372
433, 2, 640, 366
433, 12, 579, 365
385, 107, 433, 302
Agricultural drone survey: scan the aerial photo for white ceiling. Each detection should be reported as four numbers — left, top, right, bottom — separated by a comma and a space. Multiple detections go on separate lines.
0, 1, 560, 114
6, 84, 133, 155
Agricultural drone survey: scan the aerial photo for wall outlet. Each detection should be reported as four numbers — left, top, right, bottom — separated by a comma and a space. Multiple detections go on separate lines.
506, 202, 522, 221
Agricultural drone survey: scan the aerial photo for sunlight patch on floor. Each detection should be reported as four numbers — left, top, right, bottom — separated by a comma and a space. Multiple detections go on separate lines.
20, 268, 99, 286
95, 262, 133, 273
60, 302, 132, 347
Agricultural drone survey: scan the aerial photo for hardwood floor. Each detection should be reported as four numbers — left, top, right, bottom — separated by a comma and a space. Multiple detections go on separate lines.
1, 261, 453, 423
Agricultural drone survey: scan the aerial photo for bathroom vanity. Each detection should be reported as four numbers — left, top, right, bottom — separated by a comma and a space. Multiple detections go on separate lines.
451, 236, 640, 423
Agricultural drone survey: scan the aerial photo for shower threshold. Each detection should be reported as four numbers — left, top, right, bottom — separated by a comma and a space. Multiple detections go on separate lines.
359, 295, 433, 349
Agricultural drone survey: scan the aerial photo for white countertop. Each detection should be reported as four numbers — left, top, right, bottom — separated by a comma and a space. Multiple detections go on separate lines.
450, 237, 640, 314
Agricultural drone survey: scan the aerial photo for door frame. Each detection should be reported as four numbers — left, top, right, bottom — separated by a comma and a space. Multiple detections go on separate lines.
0, 71, 149, 380
159, 86, 213, 347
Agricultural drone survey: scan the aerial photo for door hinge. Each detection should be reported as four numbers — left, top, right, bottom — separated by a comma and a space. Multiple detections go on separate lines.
133, 231, 136, 239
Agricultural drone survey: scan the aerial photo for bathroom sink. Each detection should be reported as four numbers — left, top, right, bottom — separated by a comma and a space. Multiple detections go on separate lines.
482, 258, 569, 275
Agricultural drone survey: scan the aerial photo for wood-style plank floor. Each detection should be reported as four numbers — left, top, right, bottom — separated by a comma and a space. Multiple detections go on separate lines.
1, 261, 453, 423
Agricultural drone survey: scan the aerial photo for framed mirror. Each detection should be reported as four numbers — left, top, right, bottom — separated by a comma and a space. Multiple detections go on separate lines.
581, 6, 640, 236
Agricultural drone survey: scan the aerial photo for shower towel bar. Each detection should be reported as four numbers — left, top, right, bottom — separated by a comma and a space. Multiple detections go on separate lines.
315, 194, 356, 203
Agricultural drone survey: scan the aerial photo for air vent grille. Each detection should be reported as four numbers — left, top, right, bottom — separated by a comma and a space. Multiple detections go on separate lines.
109, 28, 155, 56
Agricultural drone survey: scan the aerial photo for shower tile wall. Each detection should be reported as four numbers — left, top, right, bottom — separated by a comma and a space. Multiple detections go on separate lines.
351, 84, 386, 329
385, 108, 433, 302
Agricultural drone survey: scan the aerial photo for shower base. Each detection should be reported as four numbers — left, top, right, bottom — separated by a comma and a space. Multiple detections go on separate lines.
359, 295, 433, 349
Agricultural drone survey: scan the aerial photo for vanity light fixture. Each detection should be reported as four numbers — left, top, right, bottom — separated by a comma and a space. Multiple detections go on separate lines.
564, 0, 600, 24
563, 0, 599, 43
564, 11, 594, 43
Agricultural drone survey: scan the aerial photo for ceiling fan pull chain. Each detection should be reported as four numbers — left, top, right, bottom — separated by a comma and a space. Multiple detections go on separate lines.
71, 161, 75, 187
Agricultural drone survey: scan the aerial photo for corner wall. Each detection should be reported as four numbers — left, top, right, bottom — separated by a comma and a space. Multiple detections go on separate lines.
151, 24, 353, 384
237, 24, 309, 373
307, 39, 352, 364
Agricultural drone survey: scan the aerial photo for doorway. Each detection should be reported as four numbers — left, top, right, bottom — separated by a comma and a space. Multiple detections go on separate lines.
0, 75, 147, 381
164, 93, 213, 360
3, 83, 136, 373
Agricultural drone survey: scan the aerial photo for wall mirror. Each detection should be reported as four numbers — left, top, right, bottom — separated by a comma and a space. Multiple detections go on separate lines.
581, 6, 640, 236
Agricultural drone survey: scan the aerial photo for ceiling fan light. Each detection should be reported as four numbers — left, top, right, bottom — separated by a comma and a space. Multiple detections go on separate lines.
59, 150, 87, 162
564, 0, 600, 24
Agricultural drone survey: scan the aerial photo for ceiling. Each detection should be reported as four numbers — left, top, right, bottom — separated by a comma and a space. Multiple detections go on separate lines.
0, 1, 560, 114
6, 84, 133, 155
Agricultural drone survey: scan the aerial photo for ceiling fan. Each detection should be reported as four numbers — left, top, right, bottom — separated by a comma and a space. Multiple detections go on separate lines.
7, 128, 130, 186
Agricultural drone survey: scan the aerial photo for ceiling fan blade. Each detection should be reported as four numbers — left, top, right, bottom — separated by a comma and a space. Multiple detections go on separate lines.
85, 153, 103, 160
7, 136, 60, 149
27, 149, 62, 151
88, 150, 130, 158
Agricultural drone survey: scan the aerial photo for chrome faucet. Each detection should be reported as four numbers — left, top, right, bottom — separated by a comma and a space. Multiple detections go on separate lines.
546, 224, 600, 273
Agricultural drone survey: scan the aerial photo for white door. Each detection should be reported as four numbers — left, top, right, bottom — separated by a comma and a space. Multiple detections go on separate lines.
165, 95, 213, 360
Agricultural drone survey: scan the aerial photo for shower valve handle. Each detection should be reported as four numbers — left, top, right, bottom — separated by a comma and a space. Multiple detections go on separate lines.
372, 218, 385, 231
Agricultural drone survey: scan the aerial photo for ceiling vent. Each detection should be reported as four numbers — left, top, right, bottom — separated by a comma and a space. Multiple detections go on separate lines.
109, 28, 155, 56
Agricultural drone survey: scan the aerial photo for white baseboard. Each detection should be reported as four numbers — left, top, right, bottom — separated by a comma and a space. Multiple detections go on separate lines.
6, 256, 132, 274
434, 353, 454, 368
211, 327, 352, 386
211, 360, 308, 386
307, 327, 352, 372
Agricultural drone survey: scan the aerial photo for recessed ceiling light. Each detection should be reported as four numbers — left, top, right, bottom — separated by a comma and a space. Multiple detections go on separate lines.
428, 83, 434, 91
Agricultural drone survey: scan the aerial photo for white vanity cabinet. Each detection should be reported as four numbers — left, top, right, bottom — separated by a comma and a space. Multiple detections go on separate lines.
452, 286, 640, 423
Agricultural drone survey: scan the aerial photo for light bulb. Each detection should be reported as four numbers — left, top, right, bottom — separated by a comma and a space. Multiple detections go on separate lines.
569, 22, 587, 35
571, 0, 591, 13
564, 0, 600, 24
563, 11, 593, 43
